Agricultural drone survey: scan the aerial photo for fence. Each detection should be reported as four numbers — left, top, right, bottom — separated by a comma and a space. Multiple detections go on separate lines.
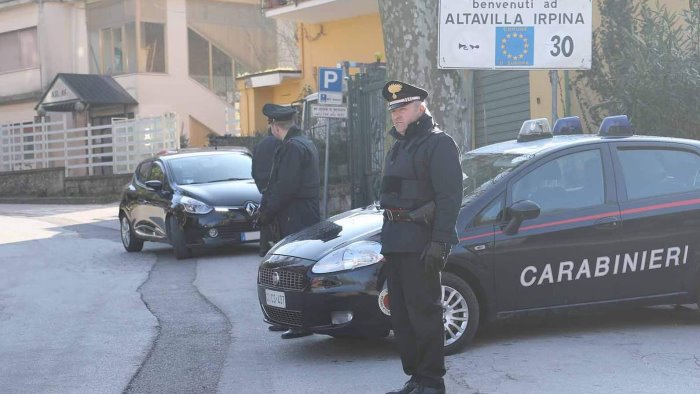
0, 113, 179, 177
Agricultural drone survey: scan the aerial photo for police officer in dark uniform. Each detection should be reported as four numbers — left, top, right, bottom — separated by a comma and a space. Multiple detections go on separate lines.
258, 103, 322, 339
380, 82, 462, 394
252, 117, 284, 259
253, 108, 286, 332
252, 127, 282, 194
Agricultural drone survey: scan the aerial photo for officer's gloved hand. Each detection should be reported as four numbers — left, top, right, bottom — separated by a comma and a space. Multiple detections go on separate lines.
421, 241, 451, 273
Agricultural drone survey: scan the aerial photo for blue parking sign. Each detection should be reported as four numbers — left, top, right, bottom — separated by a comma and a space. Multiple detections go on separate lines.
318, 67, 343, 93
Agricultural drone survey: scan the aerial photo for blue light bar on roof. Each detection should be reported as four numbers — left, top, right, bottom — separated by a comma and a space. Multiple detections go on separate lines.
598, 115, 635, 137
552, 116, 583, 135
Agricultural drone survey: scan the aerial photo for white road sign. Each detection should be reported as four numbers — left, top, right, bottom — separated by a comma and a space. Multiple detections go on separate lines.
319, 92, 343, 105
438, 0, 592, 70
311, 104, 348, 119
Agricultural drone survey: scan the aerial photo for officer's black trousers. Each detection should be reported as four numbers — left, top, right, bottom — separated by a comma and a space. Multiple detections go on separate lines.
384, 252, 445, 388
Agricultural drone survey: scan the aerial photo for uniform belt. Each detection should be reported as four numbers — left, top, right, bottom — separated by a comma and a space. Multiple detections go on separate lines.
383, 209, 413, 222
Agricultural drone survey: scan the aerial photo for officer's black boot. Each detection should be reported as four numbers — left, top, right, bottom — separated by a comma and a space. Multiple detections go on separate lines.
280, 328, 313, 339
386, 380, 419, 394
267, 324, 288, 332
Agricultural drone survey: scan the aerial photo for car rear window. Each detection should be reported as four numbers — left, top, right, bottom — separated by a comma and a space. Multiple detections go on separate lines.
617, 148, 700, 200
168, 153, 252, 185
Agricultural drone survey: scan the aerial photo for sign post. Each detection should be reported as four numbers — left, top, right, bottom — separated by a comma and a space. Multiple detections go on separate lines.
438, 0, 592, 121
317, 67, 346, 218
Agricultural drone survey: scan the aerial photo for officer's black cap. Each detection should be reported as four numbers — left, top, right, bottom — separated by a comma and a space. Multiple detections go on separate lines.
262, 103, 296, 123
382, 80, 429, 110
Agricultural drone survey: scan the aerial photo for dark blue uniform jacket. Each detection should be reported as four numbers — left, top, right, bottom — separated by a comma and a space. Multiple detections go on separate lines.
252, 134, 282, 193
380, 113, 462, 253
261, 126, 321, 237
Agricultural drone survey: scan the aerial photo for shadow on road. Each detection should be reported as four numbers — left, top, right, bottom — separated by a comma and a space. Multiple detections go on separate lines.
471, 304, 700, 349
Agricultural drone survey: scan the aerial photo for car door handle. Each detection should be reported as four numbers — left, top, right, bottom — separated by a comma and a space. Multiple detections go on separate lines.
593, 216, 620, 230
471, 242, 492, 253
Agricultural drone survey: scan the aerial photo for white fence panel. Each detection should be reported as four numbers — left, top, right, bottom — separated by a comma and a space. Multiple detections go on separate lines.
0, 113, 179, 176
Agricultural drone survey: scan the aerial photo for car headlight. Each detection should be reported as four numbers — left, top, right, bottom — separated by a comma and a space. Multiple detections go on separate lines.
180, 196, 213, 214
312, 241, 384, 274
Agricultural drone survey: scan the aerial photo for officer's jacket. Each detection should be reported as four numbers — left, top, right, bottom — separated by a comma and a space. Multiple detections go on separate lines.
261, 126, 321, 237
380, 113, 462, 253
252, 133, 282, 193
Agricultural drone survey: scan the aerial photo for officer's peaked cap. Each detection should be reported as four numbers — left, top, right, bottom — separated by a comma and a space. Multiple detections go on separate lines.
263, 103, 296, 123
382, 80, 428, 110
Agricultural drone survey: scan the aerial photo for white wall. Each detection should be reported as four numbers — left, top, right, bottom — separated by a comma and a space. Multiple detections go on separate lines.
0, 2, 37, 33
0, 2, 41, 99
0, 101, 35, 125
38, 2, 89, 91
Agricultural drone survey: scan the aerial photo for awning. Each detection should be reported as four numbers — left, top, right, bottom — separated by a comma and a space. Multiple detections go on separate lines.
236, 69, 302, 89
36, 73, 138, 112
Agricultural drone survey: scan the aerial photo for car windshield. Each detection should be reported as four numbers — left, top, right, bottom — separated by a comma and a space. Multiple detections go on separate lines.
461, 152, 533, 204
168, 153, 252, 185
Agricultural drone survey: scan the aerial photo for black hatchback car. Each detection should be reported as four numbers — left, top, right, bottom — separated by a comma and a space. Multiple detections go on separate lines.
119, 148, 261, 259
257, 116, 700, 355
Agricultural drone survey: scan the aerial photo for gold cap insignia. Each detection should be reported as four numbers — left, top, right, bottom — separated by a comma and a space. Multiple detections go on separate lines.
387, 83, 402, 100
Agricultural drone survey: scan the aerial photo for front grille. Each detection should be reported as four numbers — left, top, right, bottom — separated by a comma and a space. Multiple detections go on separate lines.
218, 224, 252, 239
263, 305, 302, 327
258, 267, 306, 291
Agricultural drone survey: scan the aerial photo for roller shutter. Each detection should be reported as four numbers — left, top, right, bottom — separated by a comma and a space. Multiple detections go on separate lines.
474, 70, 530, 147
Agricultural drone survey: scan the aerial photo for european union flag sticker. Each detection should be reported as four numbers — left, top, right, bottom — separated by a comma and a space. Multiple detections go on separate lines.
495, 27, 534, 67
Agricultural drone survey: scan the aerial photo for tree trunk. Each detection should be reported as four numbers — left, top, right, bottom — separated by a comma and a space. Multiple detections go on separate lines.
378, 0, 472, 150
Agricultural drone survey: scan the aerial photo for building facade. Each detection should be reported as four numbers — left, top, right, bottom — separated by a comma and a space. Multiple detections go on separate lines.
0, 0, 290, 147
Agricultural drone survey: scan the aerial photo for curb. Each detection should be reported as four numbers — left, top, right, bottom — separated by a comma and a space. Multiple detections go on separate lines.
0, 196, 120, 205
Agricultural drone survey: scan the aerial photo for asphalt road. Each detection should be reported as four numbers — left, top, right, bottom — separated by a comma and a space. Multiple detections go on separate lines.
0, 204, 699, 393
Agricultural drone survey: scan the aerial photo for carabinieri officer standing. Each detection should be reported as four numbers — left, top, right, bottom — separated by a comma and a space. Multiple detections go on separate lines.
380, 81, 462, 394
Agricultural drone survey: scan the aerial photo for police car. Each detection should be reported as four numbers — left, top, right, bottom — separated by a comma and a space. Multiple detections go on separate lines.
257, 115, 700, 355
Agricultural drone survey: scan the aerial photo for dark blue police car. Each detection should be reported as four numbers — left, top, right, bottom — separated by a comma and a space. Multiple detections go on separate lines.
257, 115, 700, 355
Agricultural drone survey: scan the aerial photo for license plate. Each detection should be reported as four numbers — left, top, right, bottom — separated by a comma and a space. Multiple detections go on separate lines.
265, 289, 286, 308
242, 231, 260, 241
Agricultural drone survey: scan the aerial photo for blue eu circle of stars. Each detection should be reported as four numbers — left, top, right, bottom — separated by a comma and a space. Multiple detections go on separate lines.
495, 27, 534, 66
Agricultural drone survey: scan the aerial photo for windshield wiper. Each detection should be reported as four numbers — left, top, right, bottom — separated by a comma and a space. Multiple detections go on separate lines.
208, 177, 249, 183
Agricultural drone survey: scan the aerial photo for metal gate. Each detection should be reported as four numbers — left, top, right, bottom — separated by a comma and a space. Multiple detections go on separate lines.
348, 66, 388, 208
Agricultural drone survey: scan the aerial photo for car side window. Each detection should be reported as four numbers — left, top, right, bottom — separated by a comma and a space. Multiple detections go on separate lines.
474, 194, 505, 226
512, 149, 604, 215
617, 148, 700, 200
137, 162, 152, 183
147, 162, 165, 183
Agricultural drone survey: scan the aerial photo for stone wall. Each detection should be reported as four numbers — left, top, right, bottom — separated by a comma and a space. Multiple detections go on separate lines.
64, 174, 132, 196
0, 168, 65, 197
0, 168, 130, 199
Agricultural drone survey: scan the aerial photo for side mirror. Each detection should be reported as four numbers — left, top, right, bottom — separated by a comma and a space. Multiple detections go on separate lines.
145, 180, 163, 190
502, 200, 540, 235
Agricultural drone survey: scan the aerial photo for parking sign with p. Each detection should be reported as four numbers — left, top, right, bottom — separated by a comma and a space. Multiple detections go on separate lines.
318, 67, 343, 93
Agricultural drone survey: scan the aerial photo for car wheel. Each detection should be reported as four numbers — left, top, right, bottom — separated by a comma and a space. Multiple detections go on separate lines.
120, 213, 144, 252
167, 215, 192, 260
441, 271, 480, 356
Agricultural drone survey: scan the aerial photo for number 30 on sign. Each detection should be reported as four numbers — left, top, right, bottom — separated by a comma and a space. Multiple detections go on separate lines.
438, 0, 592, 70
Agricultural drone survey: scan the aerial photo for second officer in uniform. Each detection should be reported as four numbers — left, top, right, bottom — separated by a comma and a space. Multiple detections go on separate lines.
257, 103, 321, 339
380, 82, 462, 394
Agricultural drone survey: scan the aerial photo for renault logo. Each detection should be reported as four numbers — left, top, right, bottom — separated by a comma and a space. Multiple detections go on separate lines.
272, 272, 280, 286
245, 201, 259, 216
